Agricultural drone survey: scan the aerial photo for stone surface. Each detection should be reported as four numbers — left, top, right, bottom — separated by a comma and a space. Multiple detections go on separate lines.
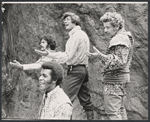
1, 3, 148, 120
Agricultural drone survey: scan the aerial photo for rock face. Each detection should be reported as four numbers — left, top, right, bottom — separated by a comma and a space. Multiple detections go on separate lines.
2, 3, 148, 120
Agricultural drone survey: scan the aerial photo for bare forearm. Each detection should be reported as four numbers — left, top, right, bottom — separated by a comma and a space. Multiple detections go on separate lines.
23, 63, 41, 70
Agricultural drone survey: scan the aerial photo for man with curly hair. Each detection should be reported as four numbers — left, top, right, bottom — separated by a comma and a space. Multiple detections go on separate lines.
86, 12, 134, 120
38, 61, 73, 119
9, 36, 58, 70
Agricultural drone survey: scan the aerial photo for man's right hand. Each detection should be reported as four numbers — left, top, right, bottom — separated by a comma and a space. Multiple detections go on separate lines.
9, 60, 23, 69
85, 52, 98, 59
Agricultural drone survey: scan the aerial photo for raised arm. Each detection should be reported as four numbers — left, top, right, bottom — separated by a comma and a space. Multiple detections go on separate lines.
93, 45, 130, 71
9, 60, 41, 70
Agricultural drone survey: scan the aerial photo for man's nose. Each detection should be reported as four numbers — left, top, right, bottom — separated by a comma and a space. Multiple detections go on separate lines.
63, 19, 67, 23
39, 76, 43, 81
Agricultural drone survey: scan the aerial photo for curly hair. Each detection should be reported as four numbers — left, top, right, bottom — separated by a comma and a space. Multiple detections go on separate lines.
100, 12, 124, 29
41, 61, 64, 86
40, 36, 56, 50
62, 12, 81, 26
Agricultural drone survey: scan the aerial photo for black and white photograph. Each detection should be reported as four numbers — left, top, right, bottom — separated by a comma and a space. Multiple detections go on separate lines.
1, 1, 148, 120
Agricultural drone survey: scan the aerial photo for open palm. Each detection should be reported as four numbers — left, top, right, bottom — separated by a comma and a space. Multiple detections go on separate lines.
9, 60, 23, 69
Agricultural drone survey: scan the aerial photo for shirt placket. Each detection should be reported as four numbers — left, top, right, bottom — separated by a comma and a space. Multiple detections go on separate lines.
39, 94, 47, 119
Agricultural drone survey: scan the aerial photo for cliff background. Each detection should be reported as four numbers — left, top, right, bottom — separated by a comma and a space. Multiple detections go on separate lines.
1, 3, 148, 120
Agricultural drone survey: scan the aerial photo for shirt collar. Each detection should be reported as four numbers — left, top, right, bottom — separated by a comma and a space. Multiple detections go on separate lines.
46, 85, 60, 98
116, 28, 126, 35
115, 28, 132, 37
69, 25, 81, 37
111, 28, 126, 38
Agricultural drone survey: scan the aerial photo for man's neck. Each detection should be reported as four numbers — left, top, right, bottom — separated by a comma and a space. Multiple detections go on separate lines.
69, 25, 80, 36
45, 84, 57, 95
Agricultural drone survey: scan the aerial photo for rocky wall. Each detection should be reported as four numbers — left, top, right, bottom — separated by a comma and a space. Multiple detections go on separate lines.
1, 3, 148, 120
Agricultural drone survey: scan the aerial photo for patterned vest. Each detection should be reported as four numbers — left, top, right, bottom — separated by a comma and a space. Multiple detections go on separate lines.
103, 29, 134, 84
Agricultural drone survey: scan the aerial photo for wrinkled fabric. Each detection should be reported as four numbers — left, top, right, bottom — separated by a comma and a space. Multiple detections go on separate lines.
62, 65, 93, 111
39, 86, 73, 120
97, 28, 134, 84
96, 28, 133, 120
103, 83, 127, 120
51, 26, 90, 67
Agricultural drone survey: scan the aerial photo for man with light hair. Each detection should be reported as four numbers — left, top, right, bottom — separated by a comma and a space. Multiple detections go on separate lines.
44, 12, 94, 120
86, 12, 134, 120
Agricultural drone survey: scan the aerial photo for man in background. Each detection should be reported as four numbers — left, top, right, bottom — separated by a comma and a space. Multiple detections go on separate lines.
44, 12, 94, 120
86, 12, 134, 120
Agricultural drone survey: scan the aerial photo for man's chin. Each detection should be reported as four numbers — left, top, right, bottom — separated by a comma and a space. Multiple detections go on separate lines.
37, 87, 45, 92
65, 27, 72, 31
65, 27, 69, 30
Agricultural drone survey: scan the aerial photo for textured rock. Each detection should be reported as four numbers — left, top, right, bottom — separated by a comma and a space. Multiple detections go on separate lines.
2, 3, 148, 120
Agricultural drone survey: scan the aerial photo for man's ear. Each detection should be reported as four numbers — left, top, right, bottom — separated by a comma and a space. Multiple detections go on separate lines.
116, 25, 120, 31
114, 25, 119, 33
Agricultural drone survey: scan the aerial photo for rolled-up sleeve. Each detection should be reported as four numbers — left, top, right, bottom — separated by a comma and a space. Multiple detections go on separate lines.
23, 63, 41, 70
52, 52, 69, 64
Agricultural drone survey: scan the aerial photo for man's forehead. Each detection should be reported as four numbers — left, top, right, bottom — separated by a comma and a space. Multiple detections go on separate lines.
103, 22, 112, 27
64, 16, 71, 19
41, 69, 52, 74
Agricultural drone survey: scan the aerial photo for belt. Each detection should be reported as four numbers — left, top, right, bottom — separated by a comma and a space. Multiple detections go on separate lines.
68, 64, 85, 71
102, 69, 130, 76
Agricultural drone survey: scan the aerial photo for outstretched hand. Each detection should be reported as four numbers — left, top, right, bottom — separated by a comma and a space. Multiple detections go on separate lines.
85, 52, 98, 59
34, 49, 48, 56
9, 60, 23, 69
85, 46, 100, 59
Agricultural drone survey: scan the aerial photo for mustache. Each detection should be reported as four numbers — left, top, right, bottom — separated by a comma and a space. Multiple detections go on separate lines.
40, 45, 44, 48
105, 32, 109, 35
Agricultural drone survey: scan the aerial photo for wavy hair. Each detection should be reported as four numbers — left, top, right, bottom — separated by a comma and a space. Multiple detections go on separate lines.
40, 36, 56, 50
62, 12, 81, 26
42, 61, 64, 86
100, 12, 124, 29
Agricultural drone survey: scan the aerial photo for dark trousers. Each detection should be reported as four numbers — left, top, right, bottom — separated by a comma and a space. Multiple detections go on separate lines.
62, 65, 93, 111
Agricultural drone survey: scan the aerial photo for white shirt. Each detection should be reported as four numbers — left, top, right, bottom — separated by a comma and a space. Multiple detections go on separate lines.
49, 26, 90, 67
